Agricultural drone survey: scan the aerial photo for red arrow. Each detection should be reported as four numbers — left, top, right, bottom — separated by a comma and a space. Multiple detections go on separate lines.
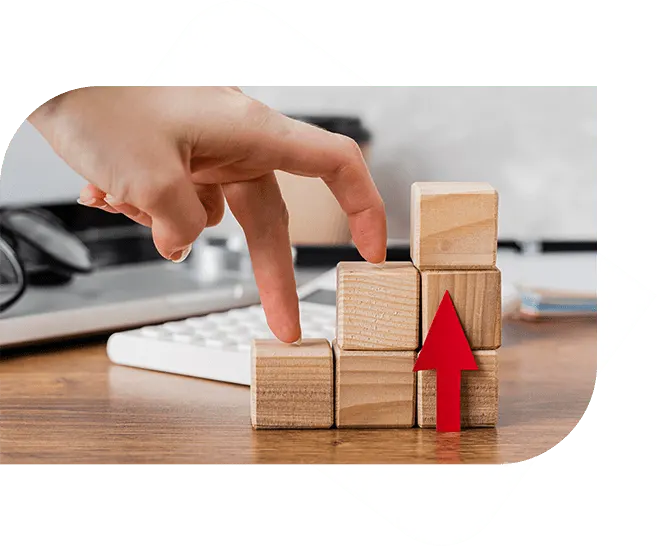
414, 291, 478, 432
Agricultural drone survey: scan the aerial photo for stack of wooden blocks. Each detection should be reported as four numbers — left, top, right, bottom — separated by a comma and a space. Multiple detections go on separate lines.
251, 182, 501, 430
412, 182, 501, 428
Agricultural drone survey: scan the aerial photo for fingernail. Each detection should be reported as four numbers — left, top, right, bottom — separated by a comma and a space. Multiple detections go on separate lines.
77, 197, 96, 206
104, 194, 123, 206
169, 245, 192, 263
290, 336, 303, 346
373, 260, 386, 269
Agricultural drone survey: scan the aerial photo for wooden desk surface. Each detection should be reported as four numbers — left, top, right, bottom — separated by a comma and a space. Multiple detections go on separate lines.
0, 319, 596, 464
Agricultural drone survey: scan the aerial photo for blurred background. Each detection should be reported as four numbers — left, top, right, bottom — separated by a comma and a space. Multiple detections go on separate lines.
1, 86, 596, 241
244, 87, 596, 242
0, 87, 596, 347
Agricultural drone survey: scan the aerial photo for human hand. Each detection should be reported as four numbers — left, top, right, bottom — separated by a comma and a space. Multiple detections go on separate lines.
29, 87, 387, 343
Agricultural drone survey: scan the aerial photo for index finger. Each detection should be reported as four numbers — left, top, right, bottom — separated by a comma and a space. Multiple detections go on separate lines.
267, 115, 387, 264
222, 173, 301, 344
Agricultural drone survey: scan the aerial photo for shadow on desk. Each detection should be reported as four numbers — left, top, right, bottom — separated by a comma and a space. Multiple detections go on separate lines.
0, 319, 596, 464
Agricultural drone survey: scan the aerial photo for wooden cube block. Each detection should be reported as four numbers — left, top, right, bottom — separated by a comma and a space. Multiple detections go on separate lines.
417, 350, 499, 428
251, 339, 333, 429
337, 261, 420, 350
410, 182, 498, 269
422, 269, 501, 349
334, 343, 416, 428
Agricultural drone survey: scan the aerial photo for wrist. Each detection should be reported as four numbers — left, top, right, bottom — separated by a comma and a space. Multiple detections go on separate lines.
28, 89, 76, 131
28, 89, 96, 150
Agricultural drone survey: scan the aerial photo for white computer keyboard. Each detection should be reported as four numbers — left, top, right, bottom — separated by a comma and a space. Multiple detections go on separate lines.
107, 301, 336, 386
106, 261, 520, 386
107, 267, 338, 385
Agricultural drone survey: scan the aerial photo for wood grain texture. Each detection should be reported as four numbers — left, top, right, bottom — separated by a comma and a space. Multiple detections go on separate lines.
410, 182, 498, 270
251, 339, 333, 429
417, 350, 499, 428
0, 319, 595, 463
336, 261, 419, 350
422, 269, 502, 349
334, 343, 415, 428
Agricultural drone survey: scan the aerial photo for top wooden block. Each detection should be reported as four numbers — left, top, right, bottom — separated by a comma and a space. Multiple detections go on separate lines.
336, 261, 420, 350
410, 182, 499, 270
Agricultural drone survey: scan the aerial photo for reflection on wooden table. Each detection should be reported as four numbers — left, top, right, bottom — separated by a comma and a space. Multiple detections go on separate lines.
0, 319, 596, 464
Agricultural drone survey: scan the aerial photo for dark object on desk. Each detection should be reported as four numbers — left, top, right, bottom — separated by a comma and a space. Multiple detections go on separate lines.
0, 238, 25, 312
37, 203, 164, 267
294, 242, 521, 267
287, 115, 372, 146
541, 240, 597, 253
2, 208, 93, 274
0, 208, 93, 312
295, 245, 412, 265
294, 240, 596, 267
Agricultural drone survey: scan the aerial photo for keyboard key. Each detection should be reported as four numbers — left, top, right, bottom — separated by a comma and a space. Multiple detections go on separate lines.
163, 321, 193, 333
197, 329, 219, 338
185, 317, 213, 328
140, 326, 164, 338
206, 331, 228, 341
228, 336, 251, 345
173, 333, 196, 343
196, 324, 218, 334
207, 313, 230, 323
204, 338, 226, 348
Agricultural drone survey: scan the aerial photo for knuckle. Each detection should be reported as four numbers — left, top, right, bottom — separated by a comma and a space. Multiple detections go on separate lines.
205, 197, 226, 227
338, 135, 363, 161
330, 135, 365, 179
126, 172, 184, 212
155, 173, 183, 198
122, 183, 157, 211
243, 98, 273, 130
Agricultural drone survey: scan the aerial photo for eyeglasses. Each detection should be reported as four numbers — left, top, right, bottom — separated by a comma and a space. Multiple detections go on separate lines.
0, 236, 26, 312
0, 208, 93, 313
